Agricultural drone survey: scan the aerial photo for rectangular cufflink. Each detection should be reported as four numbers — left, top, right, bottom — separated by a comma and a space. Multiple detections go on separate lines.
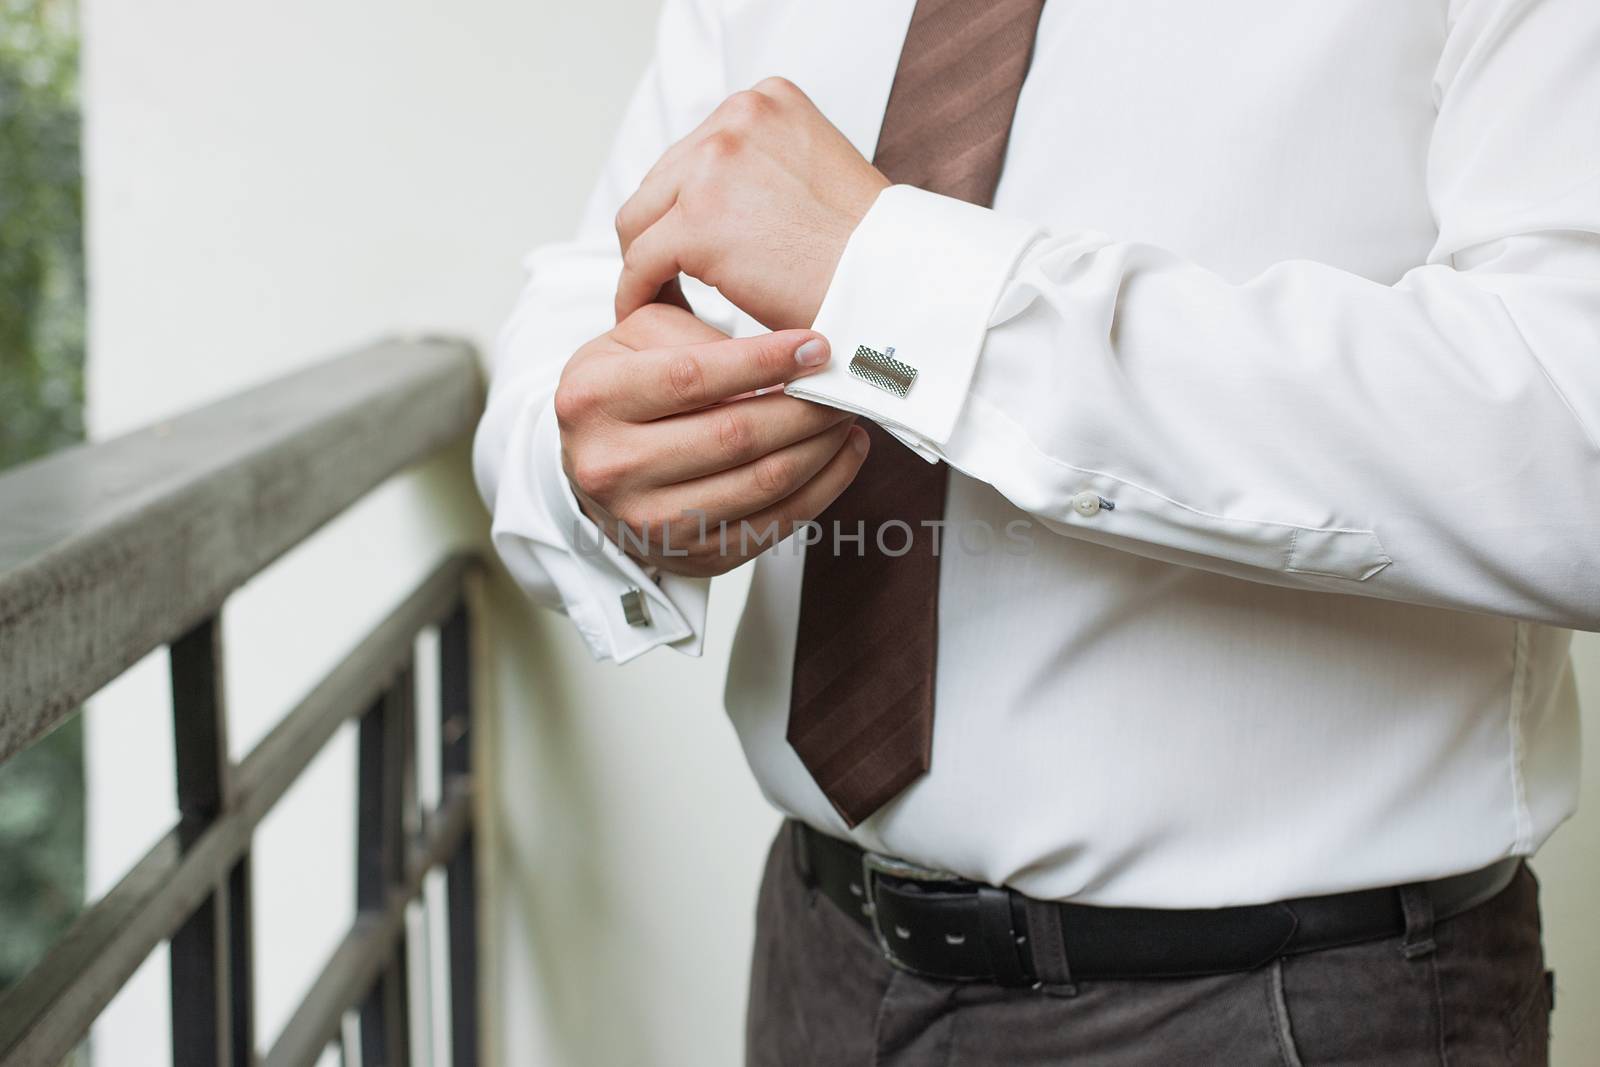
849, 345, 917, 398
620, 587, 652, 627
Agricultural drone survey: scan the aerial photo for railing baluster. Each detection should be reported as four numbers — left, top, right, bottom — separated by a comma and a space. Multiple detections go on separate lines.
357, 665, 415, 1067
1, 548, 478, 1067
169, 615, 255, 1067
227, 853, 258, 1067
439, 602, 479, 1067
1, 556, 478, 1067
0, 339, 482, 1063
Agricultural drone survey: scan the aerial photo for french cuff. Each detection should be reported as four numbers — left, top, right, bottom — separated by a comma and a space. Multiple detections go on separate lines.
495, 395, 708, 664
785, 184, 1041, 459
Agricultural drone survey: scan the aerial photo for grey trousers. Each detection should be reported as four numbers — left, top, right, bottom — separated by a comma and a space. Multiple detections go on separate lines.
746, 822, 1552, 1066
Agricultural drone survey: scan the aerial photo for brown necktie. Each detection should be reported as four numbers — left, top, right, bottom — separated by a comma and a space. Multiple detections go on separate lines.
787, 0, 1046, 827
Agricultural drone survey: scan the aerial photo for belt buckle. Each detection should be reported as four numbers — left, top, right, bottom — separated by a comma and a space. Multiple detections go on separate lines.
860, 850, 960, 973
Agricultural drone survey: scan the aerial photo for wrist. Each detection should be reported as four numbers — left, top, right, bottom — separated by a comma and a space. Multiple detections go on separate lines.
798, 172, 891, 329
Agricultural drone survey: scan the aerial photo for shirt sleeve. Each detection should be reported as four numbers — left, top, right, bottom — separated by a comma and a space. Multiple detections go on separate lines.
472, 0, 735, 663
789, 0, 1600, 631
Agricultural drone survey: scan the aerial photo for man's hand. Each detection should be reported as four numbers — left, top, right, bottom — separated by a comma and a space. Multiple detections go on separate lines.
556, 303, 871, 578
613, 77, 890, 331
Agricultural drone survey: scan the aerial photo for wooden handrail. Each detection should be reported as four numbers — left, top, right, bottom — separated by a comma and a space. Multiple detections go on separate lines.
0, 336, 487, 1067
0, 336, 482, 765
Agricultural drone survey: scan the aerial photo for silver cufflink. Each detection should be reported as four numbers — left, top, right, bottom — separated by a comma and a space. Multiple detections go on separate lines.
849, 344, 917, 398
620, 587, 651, 627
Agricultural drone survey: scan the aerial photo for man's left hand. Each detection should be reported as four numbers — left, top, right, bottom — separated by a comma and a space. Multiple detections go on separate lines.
614, 77, 890, 331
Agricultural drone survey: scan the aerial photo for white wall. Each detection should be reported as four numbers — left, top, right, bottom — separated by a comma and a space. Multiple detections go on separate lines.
1531, 652, 1599, 1063
79, 1, 1597, 1064
82, 1, 775, 1064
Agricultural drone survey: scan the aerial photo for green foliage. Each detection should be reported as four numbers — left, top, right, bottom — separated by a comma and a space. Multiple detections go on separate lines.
0, 718, 85, 986
1, 0, 83, 470
0, 0, 85, 994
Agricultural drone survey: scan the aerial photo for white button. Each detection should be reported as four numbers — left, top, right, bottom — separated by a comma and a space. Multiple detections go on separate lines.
1072, 491, 1102, 517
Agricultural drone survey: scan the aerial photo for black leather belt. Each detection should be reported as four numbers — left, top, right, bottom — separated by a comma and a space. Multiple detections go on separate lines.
796, 822, 1520, 987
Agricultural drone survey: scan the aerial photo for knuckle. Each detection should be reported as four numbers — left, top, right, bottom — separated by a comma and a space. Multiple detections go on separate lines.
608, 492, 665, 534
720, 89, 769, 127
699, 128, 743, 162
663, 428, 704, 472
620, 234, 646, 272
752, 453, 795, 496
571, 452, 629, 499
664, 352, 706, 409
654, 513, 682, 544
664, 513, 704, 548
611, 499, 654, 533
752, 336, 791, 376
553, 376, 598, 427
752, 75, 797, 98
716, 408, 752, 461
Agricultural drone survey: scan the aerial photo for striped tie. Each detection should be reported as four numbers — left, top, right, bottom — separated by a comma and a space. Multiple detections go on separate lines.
787, 0, 1047, 827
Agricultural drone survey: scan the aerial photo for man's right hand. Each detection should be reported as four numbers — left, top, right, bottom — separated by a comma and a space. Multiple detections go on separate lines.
554, 303, 870, 578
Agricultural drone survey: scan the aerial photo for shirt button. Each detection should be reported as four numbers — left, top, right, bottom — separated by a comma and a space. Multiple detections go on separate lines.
1072, 491, 1101, 517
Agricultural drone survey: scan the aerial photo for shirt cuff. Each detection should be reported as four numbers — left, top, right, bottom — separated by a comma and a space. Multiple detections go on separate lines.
491, 394, 709, 664
785, 184, 1041, 458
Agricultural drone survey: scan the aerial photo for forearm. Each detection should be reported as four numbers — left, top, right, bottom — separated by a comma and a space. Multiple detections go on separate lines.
474, 0, 736, 661
474, 263, 714, 661
793, 187, 1600, 628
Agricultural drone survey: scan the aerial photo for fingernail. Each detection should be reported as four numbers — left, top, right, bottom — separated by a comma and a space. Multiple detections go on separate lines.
795, 338, 829, 366
850, 426, 869, 456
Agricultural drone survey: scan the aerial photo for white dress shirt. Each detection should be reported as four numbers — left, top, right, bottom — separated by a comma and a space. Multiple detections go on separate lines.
474, 0, 1600, 906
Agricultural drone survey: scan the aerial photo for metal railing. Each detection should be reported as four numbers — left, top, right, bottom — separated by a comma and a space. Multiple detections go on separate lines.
0, 337, 486, 1067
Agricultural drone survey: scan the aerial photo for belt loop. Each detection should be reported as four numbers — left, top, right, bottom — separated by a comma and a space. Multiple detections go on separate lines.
977, 887, 1030, 987
1399, 883, 1437, 960
1022, 898, 1078, 997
